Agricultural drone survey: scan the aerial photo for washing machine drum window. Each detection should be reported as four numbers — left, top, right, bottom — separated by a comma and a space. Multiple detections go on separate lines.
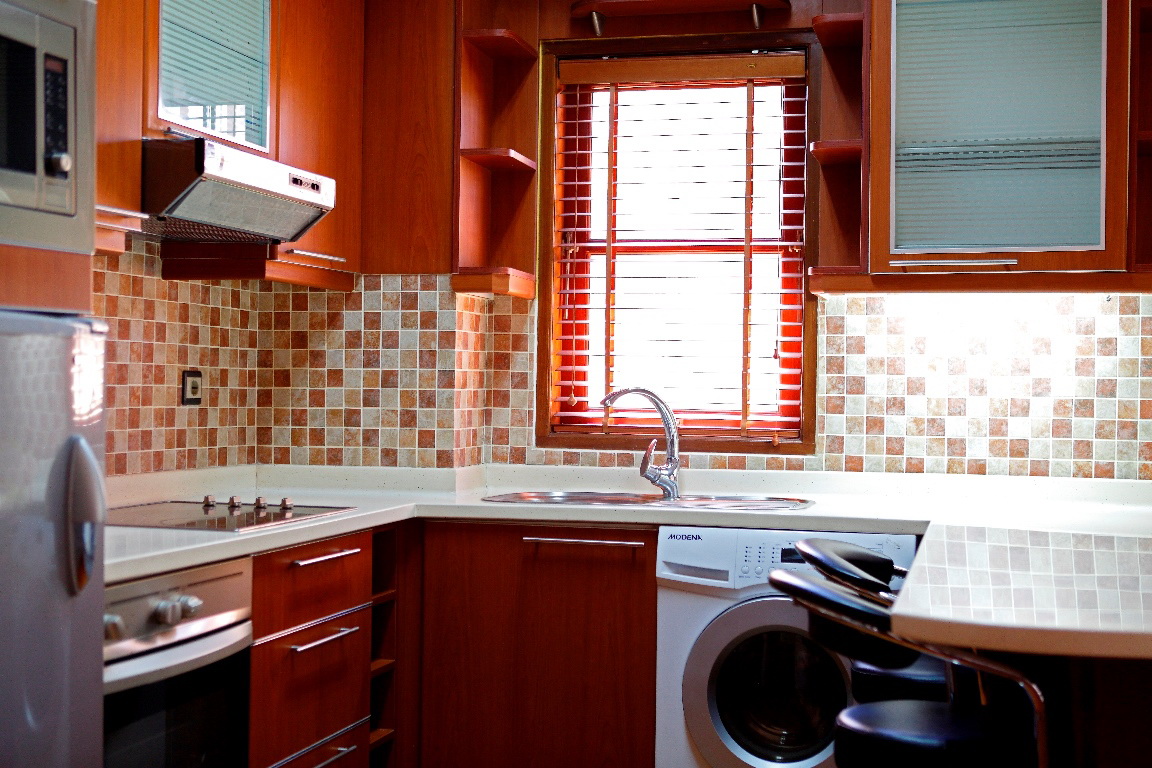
684, 596, 849, 768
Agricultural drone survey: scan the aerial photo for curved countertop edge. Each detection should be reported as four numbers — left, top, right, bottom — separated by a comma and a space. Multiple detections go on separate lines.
891, 613, 1152, 660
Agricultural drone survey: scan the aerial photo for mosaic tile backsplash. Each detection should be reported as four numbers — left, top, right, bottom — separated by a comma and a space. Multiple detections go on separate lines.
96, 239, 1152, 480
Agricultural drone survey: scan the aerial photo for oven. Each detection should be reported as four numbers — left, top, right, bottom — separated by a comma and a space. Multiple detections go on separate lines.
103, 558, 253, 768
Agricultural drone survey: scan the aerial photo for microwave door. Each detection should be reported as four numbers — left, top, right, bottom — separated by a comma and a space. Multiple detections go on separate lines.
0, 309, 106, 768
0, 3, 41, 209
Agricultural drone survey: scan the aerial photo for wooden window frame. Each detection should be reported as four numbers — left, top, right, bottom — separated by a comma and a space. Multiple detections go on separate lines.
535, 34, 819, 456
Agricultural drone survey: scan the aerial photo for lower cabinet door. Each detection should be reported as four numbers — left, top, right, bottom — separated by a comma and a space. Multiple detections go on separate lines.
274, 723, 369, 768
250, 608, 370, 768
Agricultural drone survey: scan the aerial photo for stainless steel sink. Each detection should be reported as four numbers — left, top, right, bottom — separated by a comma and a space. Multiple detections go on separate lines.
482, 491, 813, 511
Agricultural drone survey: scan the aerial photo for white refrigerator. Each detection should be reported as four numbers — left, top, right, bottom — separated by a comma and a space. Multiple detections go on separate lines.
0, 308, 105, 767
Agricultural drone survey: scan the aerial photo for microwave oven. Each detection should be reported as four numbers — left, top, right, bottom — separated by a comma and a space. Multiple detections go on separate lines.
0, 0, 95, 255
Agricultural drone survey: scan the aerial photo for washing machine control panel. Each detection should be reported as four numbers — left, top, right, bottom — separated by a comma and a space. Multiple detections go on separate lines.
658, 526, 917, 591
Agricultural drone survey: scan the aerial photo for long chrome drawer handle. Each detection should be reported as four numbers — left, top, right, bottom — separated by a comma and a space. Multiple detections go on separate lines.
292, 548, 362, 567
888, 258, 1018, 267
290, 626, 360, 653
523, 536, 645, 548
310, 746, 357, 768
283, 249, 346, 263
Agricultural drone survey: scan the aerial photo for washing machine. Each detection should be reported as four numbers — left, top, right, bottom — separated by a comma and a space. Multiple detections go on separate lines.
656, 526, 917, 768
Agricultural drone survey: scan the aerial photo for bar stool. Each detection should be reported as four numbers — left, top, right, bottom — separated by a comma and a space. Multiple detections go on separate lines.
768, 568, 1047, 768
795, 537, 949, 703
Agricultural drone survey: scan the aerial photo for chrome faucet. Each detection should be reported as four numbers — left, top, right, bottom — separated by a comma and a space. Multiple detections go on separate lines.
601, 388, 681, 500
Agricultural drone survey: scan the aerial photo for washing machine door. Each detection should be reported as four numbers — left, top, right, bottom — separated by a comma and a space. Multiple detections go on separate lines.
683, 595, 848, 768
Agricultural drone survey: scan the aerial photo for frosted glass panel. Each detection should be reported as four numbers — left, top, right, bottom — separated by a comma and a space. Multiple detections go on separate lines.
892, 0, 1104, 252
159, 0, 270, 149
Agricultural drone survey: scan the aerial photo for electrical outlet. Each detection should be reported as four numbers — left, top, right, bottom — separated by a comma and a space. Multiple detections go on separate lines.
181, 370, 203, 405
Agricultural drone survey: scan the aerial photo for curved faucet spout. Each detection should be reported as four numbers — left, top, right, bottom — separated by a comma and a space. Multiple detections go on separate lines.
601, 388, 681, 499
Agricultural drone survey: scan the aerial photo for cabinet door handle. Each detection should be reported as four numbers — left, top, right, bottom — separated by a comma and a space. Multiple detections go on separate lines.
290, 626, 360, 653
95, 204, 149, 219
309, 746, 357, 768
523, 536, 645, 548
888, 258, 1018, 267
283, 248, 346, 263
291, 548, 362, 567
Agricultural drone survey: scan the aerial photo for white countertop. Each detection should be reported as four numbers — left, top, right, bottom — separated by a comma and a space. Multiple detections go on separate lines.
104, 463, 1152, 658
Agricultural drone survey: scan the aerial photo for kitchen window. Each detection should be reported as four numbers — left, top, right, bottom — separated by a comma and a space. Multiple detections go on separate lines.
537, 50, 814, 454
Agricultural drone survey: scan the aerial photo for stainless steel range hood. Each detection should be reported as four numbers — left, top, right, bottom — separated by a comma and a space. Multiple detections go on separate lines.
142, 138, 335, 243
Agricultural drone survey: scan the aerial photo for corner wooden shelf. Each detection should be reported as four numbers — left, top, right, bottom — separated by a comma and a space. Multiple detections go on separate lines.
462, 28, 535, 59
370, 658, 396, 677
809, 139, 862, 165
460, 148, 537, 172
812, 13, 863, 48
451, 266, 536, 299
571, 0, 788, 19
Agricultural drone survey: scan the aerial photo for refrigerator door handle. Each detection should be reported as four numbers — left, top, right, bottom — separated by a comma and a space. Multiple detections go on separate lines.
65, 434, 104, 595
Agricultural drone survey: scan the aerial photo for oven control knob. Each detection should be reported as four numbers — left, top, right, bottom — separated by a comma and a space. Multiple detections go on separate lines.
280, 497, 294, 511
151, 600, 184, 626
203, 495, 216, 507
228, 496, 243, 509
177, 595, 204, 618
103, 614, 127, 641
254, 496, 268, 510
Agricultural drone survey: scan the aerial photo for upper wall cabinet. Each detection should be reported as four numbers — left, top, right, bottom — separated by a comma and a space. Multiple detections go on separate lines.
273, 0, 364, 276
362, 0, 539, 298
94, 0, 360, 290
867, 0, 1130, 275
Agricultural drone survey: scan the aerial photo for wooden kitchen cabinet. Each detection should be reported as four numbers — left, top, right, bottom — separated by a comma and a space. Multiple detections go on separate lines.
250, 607, 371, 768
866, 0, 1130, 275
420, 521, 657, 768
808, 11, 867, 276
274, 0, 364, 278
250, 532, 372, 768
362, 0, 539, 298
91, 0, 360, 289
94, 0, 147, 255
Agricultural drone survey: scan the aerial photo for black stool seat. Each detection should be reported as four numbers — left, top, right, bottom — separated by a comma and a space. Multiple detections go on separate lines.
835, 700, 1029, 768
851, 655, 949, 703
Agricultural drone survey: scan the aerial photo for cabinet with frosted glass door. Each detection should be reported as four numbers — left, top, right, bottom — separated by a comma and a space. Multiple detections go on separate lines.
867, 0, 1130, 274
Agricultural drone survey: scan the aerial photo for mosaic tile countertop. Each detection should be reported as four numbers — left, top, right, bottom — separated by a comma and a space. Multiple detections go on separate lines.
895, 523, 1152, 658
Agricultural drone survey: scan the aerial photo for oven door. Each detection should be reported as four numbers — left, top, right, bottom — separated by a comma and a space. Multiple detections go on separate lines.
104, 621, 251, 768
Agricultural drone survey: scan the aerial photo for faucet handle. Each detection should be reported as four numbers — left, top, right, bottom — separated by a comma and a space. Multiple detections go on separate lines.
640, 438, 658, 480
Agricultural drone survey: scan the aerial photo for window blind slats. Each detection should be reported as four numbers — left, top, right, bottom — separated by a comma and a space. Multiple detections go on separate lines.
550, 62, 807, 442
159, 0, 270, 148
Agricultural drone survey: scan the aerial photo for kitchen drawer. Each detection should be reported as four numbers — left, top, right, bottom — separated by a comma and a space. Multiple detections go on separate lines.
274, 722, 369, 768
250, 607, 371, 768
253, 531, 372, 638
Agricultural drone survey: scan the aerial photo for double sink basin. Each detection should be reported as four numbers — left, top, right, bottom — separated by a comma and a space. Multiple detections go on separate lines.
483, 491, 813, 511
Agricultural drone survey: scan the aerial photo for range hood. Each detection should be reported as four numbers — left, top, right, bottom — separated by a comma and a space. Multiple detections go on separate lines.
142, 138, 335, 244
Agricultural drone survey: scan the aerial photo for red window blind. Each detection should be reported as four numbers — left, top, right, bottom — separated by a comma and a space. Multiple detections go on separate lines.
548, 52, 809, 445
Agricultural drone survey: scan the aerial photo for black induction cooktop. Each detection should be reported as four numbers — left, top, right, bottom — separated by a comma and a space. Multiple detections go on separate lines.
107, 499, 355, 533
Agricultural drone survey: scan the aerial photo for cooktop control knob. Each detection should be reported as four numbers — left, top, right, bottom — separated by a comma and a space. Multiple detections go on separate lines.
177, 595, 204, 618
103, 614, 126, 641
280, 497, 294, 511
254, 496, 267, 510
227, 496, 242, 510
202, 495, 216, 507
151, 599, 184, 627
